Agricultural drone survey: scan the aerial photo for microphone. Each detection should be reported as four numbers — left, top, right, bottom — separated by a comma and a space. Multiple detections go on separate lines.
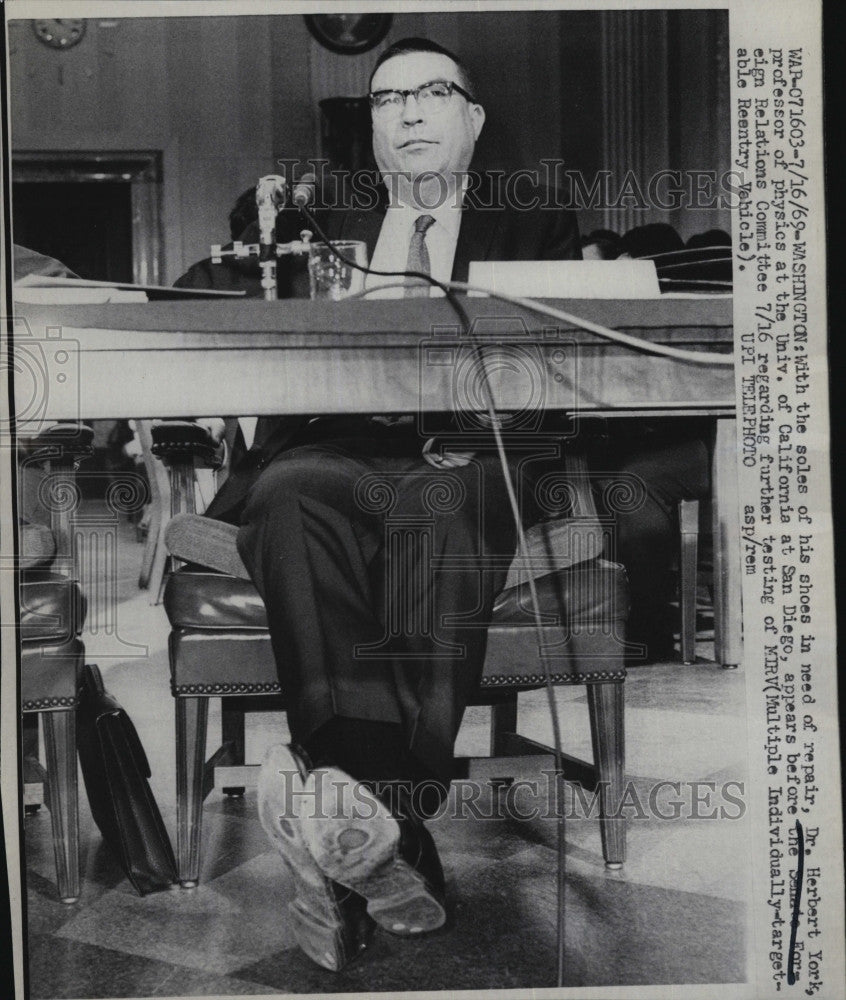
256, 174, 287, 210
292, 172, 316, 210
255, 174, 286, 301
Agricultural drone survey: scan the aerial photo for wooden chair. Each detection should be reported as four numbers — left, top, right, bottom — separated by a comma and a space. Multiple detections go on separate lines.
152, 426, 630, 886
19, 424, 93, 903
136, 420, 223, 604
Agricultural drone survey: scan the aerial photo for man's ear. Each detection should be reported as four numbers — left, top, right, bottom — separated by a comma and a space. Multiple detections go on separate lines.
470, 103, 485, 140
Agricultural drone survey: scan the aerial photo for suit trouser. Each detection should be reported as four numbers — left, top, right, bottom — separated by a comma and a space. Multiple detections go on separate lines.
236, 437, 520, 783
233, 427, 709, 780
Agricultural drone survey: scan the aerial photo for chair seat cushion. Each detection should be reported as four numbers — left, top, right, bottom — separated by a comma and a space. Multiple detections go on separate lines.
165, 558, 626, 631
21, 637, 85, 711
165, 566, 268, 630
167, 559, 629, 693
492, 558, 628, 626
20, 571, 86, 642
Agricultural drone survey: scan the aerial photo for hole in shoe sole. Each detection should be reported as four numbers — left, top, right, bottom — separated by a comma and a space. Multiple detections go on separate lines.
338, 828, 369, 851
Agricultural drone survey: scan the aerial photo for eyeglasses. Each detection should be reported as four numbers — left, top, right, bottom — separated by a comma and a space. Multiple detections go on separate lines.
368, 80, 476, 119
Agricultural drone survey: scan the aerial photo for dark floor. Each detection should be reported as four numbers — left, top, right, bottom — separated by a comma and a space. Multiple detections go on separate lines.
19, 503, 750, 997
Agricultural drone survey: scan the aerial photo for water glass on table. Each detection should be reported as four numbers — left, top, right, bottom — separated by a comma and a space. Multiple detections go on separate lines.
308, 241, 368, 300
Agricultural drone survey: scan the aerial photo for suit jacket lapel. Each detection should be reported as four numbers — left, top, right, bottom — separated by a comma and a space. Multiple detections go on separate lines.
452, 206, 500, 283
452, 173, 501, 282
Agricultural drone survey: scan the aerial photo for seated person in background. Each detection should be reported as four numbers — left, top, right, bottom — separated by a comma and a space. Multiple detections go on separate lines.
174, 186, 317, 298
228, 186, 260, 241
681, 229, 733, 286
173, 38, 706, 970
620, 221, 731, 290
618, 221, 684, 261
686, 228, 731, 251
580, 228, 621, 260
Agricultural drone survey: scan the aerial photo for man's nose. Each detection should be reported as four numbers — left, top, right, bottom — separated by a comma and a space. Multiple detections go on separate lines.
400, 94, 424, 124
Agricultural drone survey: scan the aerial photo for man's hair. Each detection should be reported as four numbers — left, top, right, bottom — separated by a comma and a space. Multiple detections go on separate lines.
368, 37, 477, 101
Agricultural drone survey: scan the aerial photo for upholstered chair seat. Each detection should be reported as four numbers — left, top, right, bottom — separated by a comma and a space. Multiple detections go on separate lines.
151, 421, 629, 887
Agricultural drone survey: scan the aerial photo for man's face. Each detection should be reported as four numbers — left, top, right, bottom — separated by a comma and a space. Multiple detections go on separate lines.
370, 51, 485, 187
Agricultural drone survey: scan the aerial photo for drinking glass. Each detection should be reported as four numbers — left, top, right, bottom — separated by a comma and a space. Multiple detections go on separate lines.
308, 241, 368, 300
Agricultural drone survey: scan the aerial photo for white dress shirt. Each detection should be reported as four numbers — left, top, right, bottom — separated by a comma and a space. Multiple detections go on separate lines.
365, 192, 464, 298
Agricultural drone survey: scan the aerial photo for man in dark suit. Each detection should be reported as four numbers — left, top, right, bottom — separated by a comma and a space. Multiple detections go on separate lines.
172, 36, 583, 970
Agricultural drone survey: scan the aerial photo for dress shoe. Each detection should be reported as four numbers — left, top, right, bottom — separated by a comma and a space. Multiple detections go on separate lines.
257, 744, 375, 970
299, 766, 446, 937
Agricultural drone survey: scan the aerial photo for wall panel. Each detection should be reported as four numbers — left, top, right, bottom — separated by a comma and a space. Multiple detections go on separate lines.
9, 10, 729, 280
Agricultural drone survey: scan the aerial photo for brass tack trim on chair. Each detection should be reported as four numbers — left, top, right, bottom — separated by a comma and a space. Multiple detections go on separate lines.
480, 670, 625, 687
22, 695, 78, 711
172, 681, 283, 696
150, 441, 215, 454
150, 439, 223, 469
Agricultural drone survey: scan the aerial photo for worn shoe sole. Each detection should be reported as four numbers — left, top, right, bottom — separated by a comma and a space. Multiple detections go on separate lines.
257, 745, 372, 970
299, 767, 446, 937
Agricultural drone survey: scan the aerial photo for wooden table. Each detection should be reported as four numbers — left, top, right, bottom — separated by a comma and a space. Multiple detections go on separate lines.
13, 295, 741, 665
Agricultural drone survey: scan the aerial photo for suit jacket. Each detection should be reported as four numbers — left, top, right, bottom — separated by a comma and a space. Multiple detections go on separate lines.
182, 174, 581, 524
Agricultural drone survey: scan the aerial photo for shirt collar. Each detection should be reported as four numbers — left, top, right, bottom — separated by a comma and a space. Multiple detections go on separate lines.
385, 175, 468, 237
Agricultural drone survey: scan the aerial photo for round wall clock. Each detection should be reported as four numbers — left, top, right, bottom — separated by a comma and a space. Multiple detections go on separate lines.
304, 14, 392, 55
32, 19, 87, 49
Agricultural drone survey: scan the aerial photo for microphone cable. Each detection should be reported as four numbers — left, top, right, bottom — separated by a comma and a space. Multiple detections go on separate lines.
294, 198, 734, 986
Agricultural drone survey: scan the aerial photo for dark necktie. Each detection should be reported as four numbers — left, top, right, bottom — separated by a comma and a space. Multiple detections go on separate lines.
405, 214, 436, 297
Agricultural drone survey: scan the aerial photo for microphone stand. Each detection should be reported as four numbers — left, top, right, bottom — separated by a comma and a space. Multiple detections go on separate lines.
212, 174, 313, 300
210, 233, 314, 299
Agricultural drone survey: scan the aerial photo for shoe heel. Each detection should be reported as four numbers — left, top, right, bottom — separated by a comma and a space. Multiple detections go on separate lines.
288, 900, 351, 972
362, 859, 447, 936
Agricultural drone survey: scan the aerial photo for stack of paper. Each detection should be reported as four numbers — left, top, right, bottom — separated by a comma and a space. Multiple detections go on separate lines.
13, 275, 245, 302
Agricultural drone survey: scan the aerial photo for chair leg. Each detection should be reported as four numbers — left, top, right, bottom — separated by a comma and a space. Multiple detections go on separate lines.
175, 696, 209, 887
678, 499, 700, 665
147, 519, 169, 606
221, 700, 246, 797
586, 682, 625, 868
23, 711, 40, 758
23, 713, 44, 812
712, 418, 743, 668
41, 709, 80, 903
137, 502, 161, 590
489, 693, 518, 756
